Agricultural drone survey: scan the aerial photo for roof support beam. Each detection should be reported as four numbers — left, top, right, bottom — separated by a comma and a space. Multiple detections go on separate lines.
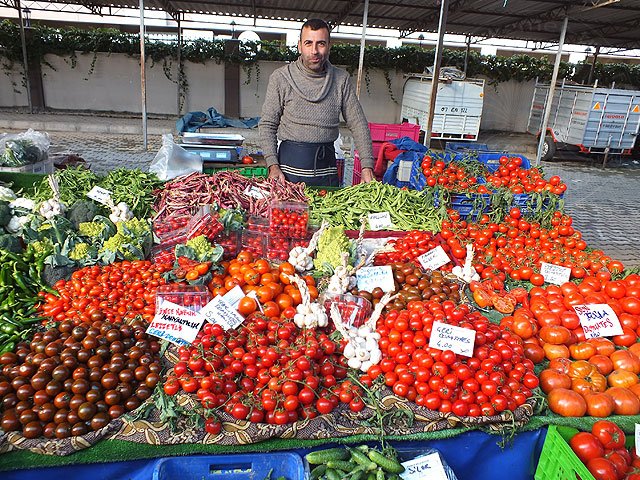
400, 0, 467, 37
157, 0, 180, 21
328, 0, 362, 29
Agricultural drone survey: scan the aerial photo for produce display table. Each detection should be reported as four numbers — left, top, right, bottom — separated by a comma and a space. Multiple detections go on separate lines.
0, 429, 547, 480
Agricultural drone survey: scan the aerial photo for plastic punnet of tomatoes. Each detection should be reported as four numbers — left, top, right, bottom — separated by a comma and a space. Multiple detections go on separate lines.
186, 206, 223, 241
153, 214, 190, 242
156, 284, 211, 312
241, 230, 267, 257
216, 231, 240, 260
323, 293, 372, 328
269, 201, 309, 239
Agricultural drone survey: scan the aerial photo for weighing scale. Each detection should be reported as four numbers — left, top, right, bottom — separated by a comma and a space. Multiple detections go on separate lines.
179, 132, 245, 164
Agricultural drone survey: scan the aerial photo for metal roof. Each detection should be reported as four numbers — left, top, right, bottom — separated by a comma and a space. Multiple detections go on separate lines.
11, 0, 640, 49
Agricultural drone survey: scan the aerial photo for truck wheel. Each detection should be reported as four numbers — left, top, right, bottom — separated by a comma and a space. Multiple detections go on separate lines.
540, 136, 556, 162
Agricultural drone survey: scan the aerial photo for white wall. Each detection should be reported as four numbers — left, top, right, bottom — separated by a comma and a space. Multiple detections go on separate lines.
0, 63, 28, 107
1, 52, 536, 133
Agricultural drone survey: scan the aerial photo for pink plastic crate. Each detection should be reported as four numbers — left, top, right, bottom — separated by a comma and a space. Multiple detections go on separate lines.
369, 122, 420, 158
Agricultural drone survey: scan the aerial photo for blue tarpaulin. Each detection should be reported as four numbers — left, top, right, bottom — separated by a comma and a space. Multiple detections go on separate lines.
176, 107, 259, 133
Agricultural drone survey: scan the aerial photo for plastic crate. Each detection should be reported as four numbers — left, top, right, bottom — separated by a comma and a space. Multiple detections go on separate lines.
0, 172, 45, 194
369, 122, 421, 156
0, 158, 53, 174
534, 425, 594, 480
152, 452, 305, 480
204, 165, 268, 177
445, 142, 489, 153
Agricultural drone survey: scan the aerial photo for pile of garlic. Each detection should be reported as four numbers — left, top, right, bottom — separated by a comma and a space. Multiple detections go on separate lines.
331, 292, 397, 372
451, 244, 480, 283
288, 220, 328, 273
284, 273, 329, 329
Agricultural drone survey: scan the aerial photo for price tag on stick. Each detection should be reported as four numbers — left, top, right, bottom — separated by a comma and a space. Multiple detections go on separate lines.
368, 212, 392, 231
400, 452, 449, 480
87, 186, 114, 207
540, 262, 571, 285
356, 266, 395, 293
573, 304, 623, 339
428, 321, 475, 357
417, 246, 451, 271
146, 299, 206, 346
200, 295, 246, 331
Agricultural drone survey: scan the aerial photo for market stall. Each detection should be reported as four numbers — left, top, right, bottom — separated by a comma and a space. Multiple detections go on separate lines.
0, 130, 639, 480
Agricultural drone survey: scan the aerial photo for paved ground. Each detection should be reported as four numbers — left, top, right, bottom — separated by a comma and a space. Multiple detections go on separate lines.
1, 111, 639, 268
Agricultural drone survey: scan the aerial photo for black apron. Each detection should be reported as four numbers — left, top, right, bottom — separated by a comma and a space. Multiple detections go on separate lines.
278, 140, 339, 187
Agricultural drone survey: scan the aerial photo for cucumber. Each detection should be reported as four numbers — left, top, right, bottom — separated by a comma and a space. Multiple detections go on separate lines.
375, 468, 386, 480
310, 464, 327, 480
347, 447, 378, 471
368, 450, 405, 474
326, 460, 357, 472
306, 448, 350, 465
325, 468, 344, 480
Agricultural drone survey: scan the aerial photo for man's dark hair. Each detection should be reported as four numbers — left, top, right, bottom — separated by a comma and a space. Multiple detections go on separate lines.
301, 18, 330, 36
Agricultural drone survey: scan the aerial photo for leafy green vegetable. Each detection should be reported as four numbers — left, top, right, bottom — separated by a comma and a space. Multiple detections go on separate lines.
0, 233, 23, 253
66, 199, 99, 229
0, 201, 11, 227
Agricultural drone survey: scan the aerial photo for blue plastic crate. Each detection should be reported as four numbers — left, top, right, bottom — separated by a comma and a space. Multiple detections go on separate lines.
152, 453, 305, 480
445, 142, 489, 153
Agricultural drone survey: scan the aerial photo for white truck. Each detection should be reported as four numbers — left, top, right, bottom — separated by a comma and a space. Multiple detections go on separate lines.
400, 71, 485, 142
527, 81, 640, 161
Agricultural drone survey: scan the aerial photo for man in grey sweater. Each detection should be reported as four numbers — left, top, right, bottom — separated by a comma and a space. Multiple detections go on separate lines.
259, 18, 375, 186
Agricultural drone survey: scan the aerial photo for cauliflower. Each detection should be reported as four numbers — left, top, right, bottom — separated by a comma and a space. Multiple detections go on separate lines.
6, 215, 31, 234
27, 238, 54, 258
117, 217, 151, 238
0, 186, 17, 202
10, 197, 36, 212
109, 202, 133, 224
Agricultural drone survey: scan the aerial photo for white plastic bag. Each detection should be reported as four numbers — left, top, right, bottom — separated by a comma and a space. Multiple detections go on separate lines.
148, 133, 202, 181
0, 129, 50, 167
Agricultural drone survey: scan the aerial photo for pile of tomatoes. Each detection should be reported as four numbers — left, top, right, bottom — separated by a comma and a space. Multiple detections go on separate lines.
0, 319, 160, 439
39, 260, 172, 325
421, 156, 487, 192
441, 208, 624, 282
372, 230, 454, 272
570, 420, 640, 480
164, 308, 361, 427
484, 158, 567, 195
362, 299, 538, 417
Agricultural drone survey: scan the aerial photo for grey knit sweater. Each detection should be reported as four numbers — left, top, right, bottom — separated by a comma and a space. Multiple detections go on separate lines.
259, 57, 374, 169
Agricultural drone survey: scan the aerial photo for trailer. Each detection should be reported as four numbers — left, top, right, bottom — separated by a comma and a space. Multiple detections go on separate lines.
527, 81, 640, 161
400, 72, 485, 142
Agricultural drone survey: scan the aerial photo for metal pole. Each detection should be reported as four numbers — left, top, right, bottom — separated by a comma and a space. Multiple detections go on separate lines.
463, 35, 471, 75
139, 0, 148, 151
355, 0, 369, 98
587, 45, 600, 85
17, 0, 32, 113
176, 17, 182, 116
535, 16, 568, 166
424, 0, 449, 149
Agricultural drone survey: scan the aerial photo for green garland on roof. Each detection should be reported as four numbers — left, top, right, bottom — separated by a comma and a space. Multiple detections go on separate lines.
1, 20, 640, 87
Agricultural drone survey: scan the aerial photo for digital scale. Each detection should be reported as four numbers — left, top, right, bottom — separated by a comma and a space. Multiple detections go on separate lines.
179, 132, 245, 164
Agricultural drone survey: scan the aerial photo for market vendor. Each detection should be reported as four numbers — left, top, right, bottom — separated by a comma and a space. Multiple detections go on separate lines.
259, 18, 375, 186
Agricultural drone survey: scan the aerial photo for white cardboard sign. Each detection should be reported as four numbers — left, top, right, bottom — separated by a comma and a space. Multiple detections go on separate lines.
147, 299, 205, 346
356, 265, 395, 293
243, 185, 269, 200
417, 246, 451, 271
86, 186, 114, 206
635, 424, 640, 457
400, 452, 449, 480
573, 304, 623, 339
200, 295, 246, 331
223, 285, 245, 309
368, 212, 393, 231
540, 262, 571, 285
428, 321, 475, 357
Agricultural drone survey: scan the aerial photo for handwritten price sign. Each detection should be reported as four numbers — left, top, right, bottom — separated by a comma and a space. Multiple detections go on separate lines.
428, 321, 475, 357
573, 304, 623, 339
147, 299, 205, 346
356, 266, 395, 293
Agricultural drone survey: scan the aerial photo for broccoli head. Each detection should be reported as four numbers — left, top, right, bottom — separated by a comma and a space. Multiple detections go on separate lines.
78, 221, 106, 238
0, 201, 11, 227
0, 234, 24, 253
26, 238, 54, 259
68, 242, 91, 261
67, 200, 99, 229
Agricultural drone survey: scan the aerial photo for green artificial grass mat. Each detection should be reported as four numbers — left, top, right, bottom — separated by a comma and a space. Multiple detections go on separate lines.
0, 427, 476, 472
4, 411, 639, 472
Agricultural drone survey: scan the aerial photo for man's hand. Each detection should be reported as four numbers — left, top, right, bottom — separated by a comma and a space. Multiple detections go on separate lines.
361, 167, 375, 183
268, 164, 285, 182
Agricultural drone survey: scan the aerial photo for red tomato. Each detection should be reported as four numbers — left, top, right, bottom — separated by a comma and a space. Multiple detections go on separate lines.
591, 420, 625, 449
586, 457, 619, 480
570, 432, 605, 463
